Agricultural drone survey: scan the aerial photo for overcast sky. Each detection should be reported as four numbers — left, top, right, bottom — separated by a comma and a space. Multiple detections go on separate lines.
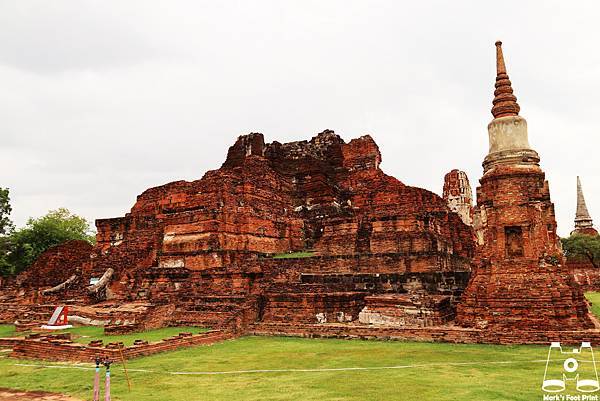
0, 1, 598, 237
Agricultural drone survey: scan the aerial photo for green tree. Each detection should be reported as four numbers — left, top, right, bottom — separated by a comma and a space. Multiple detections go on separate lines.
0, 188, 14, 235
5, 208, 96, 276
562, 233, 600, 269
0, 236, 12, 276
0, 188, 14, 276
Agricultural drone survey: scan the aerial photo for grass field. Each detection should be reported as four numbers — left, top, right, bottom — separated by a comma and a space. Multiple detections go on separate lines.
64, 326, 208, 346
272, 251, 315, 259
0, 332, 552, 400
586, 291, 600, 317
1, 293, 600, 400
0, 324, 15, 338
0, 325, 208, 346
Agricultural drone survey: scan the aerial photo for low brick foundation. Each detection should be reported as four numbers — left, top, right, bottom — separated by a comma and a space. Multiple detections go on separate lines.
8, 322, 600, 363
570, 263, 600, 291
249, 322, 600, 345
0, 337, 19, 348
8, 330, 232, 362
358, 294, 454, 327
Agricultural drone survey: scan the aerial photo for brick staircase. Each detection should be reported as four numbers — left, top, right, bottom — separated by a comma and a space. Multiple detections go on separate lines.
172, 295, 249, 328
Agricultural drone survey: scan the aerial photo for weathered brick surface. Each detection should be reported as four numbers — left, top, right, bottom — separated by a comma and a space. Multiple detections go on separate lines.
249, 322, 600, 345
261, 292, 365, 324
251, 322, 484, 343
0, 337, 20, 348
456, 41, 593, 332
17, 240, 92, 302
0, 303, 56, 325
567, 260, 600, 291
8, 330, 232, 362
443, 169, 473, 227
5, 112, 591, 346
457, 159, 593, 331
359, 294, 454, 327
67, 130, 473, 330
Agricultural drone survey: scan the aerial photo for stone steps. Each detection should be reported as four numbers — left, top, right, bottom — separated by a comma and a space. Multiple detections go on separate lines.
173, 310, 236, 327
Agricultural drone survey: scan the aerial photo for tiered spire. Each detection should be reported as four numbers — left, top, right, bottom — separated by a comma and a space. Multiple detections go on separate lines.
575, 176, 594, 230
492, 41, 521, 119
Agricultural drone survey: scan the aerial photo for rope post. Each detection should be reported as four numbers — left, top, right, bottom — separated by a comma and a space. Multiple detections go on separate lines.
117, 343, 132, 391
93, 356, 101, 401
103, 359, 112, 401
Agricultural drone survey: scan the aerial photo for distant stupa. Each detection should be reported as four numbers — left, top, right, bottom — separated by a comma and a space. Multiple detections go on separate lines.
572, 176, 598, 236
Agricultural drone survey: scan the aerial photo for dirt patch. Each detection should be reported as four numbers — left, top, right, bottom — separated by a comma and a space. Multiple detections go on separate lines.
0, 388, 82, 401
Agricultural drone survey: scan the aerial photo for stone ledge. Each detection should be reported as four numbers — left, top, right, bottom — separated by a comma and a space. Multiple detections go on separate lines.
8, 330, 233, 362
249, 322, 600, 345
0, 337, 21, 348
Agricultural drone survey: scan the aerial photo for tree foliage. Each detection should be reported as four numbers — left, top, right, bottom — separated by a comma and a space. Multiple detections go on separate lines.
1, 208, 96, 276
0, 188, 14, 235
562, 233, 600, 269
0, 188, 14, 276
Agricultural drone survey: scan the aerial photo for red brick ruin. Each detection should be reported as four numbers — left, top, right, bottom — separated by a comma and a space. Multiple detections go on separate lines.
456, 41, 594, 332
567, 176, 600, 289
1, 41, 598, 351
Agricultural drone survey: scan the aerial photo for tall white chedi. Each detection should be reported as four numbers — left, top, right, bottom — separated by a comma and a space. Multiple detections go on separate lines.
482, 41, 540, 174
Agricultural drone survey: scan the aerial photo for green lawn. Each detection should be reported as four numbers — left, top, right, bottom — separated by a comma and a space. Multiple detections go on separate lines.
0, 335, 553, 400
0, 325, 208, 346
586, 292, 600, 317
2, 293, 600, 400
0, 324, 16, 338
272, 251, 315, 259
64, 326, 208, 346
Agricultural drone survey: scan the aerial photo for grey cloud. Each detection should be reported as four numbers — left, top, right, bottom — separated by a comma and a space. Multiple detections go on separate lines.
0, 0, 598, 237
0, 2, 164, 74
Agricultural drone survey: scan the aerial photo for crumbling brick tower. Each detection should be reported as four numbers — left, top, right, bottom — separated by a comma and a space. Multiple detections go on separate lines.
572, 176, 598, 236
443, 169, 473, 227
456, 41, 594, 331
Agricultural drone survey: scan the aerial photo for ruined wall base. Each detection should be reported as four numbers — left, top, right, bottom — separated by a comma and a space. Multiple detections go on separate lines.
568, 261, 600, 291
358, 294, 454, 327
9, 330, 233, 362
249, 322, 600, 345
457, 261, 594, 331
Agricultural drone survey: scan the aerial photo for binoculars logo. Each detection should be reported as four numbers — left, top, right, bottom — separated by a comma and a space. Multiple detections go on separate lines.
542, 342, 600, 393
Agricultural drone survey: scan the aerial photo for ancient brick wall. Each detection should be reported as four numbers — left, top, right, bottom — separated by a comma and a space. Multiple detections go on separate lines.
564, 229, 600, 290
8, 130, 476, 334
9, 330, 232, 362
18, 240, 92, 290
568, 259, 600, 291
358, 294, 454, 327
6, 240, 93, 304
249, 322, 600, 345
443, 169, 473, 226
0, 303, 56, 324
91, 214, 164, 300
81, 130, 474, 327
261, 292, 365, 324
458, 165, 593, 331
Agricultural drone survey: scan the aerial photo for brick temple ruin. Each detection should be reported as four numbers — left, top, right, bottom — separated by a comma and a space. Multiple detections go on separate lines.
455, 41, 593, 332
1, 41, 599, 350
567, 176, 600, 290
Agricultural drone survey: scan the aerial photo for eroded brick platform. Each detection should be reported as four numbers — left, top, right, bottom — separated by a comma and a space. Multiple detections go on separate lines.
8, 330, 232, 362
249, 322, 600, 345
1, 129, 475, 336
